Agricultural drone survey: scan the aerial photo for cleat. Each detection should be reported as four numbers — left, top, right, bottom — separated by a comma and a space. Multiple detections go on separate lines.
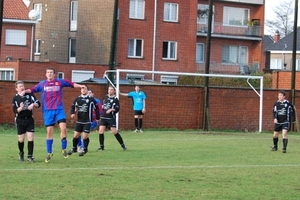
121, 144, 127, 151
19, 152, 24, 162
27, 157, 34, 163
97, 147, 105, 151
139, 129, 143, 133
67, 148, 76, 155
78, 151, 86, 156
271, 146, 277, 151
62, 149, 68, 158
282, 148, 287, 153
45, 153, 53, 163
134, 129, 139, 133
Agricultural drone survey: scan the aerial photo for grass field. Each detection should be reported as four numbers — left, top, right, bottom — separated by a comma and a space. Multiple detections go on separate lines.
1, 127, 300, 200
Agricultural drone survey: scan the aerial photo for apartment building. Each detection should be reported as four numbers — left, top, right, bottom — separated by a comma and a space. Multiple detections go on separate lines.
27, 0, 264, 84
29, 0, 114, 65
117, 0, 264, 82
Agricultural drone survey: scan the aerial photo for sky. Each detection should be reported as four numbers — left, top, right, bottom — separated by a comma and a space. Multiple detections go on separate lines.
264, 0, 298, 35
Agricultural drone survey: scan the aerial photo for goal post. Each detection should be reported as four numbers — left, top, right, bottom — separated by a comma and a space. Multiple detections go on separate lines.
104, 69, 264, 132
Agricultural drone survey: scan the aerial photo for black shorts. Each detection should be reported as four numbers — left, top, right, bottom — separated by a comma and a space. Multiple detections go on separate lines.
74, 123, 91, 133
16, 117, 35, 135
134, 110, 144, 115
274, 122, 290, 132
99, 118, 116, 128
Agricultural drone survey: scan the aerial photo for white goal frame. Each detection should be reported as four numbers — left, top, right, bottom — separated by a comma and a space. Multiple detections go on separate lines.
104, 69, 264, 132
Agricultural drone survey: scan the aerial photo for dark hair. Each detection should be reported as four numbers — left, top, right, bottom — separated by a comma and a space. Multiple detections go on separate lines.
15, 80, 24, 88
279, 90, 286, 96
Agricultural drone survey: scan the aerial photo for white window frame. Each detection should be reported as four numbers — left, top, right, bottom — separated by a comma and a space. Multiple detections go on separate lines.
164, 3, 178, 22
0, 68, 14, 80
34, 39, 41, 55
129, 0, 145, 19
70, 1, 78, 31
162, 41, 177, 60
223, 6, 249, 26
128, 39, 143, 58
296, 59, 300, 70
34, 3, 42, 21
126, 74, 145, 80
69, 38, 76, 63
222, 45, 248, 65
196, 43, 205, 63
72, 70, 95, 82
57, 72, 64, 79
270, 59, 282, 70
5, 30, 27, 45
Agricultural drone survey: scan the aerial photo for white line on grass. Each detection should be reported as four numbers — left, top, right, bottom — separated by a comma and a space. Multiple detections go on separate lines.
1, 164, 299, 171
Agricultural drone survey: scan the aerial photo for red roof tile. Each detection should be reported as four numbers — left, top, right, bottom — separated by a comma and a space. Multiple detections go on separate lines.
3, 0, 30, 20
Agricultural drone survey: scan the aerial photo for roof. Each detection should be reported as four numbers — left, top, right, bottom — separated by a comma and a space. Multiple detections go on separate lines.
265, 27, 300, 51
263, 35, 274, 51
3, 0, 29, 20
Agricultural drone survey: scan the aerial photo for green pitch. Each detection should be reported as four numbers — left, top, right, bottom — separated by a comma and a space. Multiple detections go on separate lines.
1, 127, 300, 199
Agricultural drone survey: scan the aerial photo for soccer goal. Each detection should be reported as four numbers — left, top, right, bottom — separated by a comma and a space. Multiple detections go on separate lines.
103, 69, 264, 132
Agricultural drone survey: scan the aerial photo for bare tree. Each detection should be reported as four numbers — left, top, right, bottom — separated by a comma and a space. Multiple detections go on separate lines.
265, 0, 294, 37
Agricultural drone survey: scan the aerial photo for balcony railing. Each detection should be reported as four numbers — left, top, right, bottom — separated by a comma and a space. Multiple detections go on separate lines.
197, 22, 262, 37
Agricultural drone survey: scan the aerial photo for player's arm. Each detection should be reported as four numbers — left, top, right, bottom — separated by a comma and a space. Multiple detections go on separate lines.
93, 99, 100, 120
73, 83, 85, 89
142, 99, 146, 113
31, 94, 41, 108
113, 98, 120, 113
70, 99, 77, 118
12, 97, 21, 114
119, 92, 128, 96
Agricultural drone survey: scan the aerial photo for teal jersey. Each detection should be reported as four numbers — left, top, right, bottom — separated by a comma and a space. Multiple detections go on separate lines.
128, 91, 146, 111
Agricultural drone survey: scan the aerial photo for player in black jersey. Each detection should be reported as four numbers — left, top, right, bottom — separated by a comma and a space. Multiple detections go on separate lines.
271, 90, 294, 153
97, 86, 127, 151
68, 85, 100, 156
12, 81, 40, 162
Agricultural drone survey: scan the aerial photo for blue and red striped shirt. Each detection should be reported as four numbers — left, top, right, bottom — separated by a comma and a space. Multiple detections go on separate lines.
31, 79, 74, 112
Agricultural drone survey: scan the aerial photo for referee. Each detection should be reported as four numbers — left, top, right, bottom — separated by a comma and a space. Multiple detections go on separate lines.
12, 81, 40, 162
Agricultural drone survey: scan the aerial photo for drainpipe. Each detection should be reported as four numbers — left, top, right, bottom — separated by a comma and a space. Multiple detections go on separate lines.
151, 0, 157, 81
0, 0, 3, 56
30, 25, 34, 61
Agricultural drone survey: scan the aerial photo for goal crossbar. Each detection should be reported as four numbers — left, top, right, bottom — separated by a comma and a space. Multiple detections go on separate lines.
104, 69, 264, 132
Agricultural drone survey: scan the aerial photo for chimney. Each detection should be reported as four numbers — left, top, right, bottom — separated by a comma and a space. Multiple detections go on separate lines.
274, 30, 280, 42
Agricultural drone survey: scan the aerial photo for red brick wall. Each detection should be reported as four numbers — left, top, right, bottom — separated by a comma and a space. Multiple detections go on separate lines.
2, 80, 294, 132
272, 71, 300, 90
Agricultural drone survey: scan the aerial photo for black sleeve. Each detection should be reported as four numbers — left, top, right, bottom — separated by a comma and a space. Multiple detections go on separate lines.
113, 97, 120, 114
31, 93, 41, 108
93, 98, 100, 120
12, 96, 18, 114
71, 97, 77, 115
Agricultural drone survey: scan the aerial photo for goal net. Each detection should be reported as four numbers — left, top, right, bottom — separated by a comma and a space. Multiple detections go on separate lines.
104, 69, 263, 132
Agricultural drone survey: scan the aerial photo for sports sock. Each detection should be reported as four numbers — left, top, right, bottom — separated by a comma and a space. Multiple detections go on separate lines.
115, 133, 124, 145
273, 137, 278, 147
46, 139, 53, 154
77, 135, 82, 147
84, 137, 90, 150
72, 137, 79, 150
61, 137, 67, 150
18, 141, 24, 153
139, 119, 143, 129
135, 118, 138, 129
283, 138, 288, 149
99, 134, 104, 147
28, 141, 34, 157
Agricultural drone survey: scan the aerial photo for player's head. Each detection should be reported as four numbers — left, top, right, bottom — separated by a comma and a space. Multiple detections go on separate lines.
81, 85, 88, 95
45, 67, 56, 81
88, 89, 94, 97
135, 85, 140, 92
108, 85, 115, 96
15, 80, 25, 93
278, 90, 286, 101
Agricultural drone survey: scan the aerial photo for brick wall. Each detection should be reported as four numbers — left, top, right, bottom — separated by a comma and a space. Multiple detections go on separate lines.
2, 80, 295, 132
272, 71, 300, 90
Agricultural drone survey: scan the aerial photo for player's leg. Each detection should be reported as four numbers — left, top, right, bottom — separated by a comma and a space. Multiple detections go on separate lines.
26, 117, 35, 162
68, 127, 81, 155
138, 113, 144, 132
56, 110, 68, 158
282, 124, 289, 153
271, 124, 280, 151
110, 119, 127, 150
134, 114, 139, 132
44, 110, 55, 163
98, 119, 106, 151
16, 118, 25, 162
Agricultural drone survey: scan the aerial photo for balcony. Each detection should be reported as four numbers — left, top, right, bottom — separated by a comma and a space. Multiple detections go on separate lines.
218, 0, 263, 4
197, 22, 262, 40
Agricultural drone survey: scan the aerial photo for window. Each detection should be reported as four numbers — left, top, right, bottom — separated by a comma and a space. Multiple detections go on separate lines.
223, 6, 249, 26
69, 38, 76, 63
196, 43, 205, 63
57, 72, 64, 79
128, 39, 143, 57
34, 3, 42, 21
270, 59, 282, 69
34, 39, 41, 55
0, 69, 14, 80
161, 75, 178, 85
296, 60, 300, 70
162, 41, 177, 60
72, 70, 94, 82
129, 0, 145, 19
126, 74, 145, 80
164, 3, 178, 22
197, 4, 214, 24
222, 45, 248, 65
5, 30, 26, 45
70, 1, 78, 31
